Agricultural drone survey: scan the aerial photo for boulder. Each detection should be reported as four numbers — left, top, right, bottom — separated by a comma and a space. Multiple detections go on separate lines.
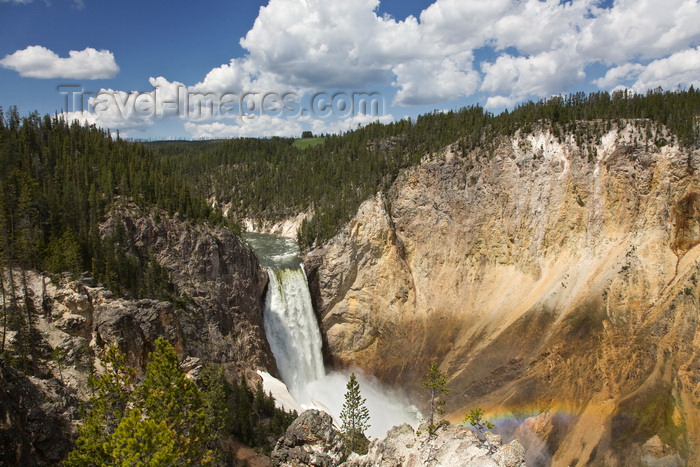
341, 423, 525, 467
272, 409, 347, 466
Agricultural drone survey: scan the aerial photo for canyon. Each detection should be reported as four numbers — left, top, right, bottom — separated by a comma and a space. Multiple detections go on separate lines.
2, 120, 698, 466
1, 206, 276, 464
304, 123, 699, 465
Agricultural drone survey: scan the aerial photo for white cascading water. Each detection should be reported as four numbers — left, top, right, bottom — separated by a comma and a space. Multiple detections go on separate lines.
264, 266, 325, 395
243, 232, 421, 438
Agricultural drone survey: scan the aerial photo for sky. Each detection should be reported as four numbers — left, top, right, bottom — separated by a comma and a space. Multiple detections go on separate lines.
1, 0, 699, 140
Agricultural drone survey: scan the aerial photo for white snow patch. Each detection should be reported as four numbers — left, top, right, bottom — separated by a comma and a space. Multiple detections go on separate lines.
258, 370, 303, 415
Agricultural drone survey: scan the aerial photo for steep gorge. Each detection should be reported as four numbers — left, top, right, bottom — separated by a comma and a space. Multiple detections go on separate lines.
1, 204, 277, 463
305, 123, 700, 465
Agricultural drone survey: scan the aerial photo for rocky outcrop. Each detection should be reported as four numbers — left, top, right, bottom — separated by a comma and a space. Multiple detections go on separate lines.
1, 206, 277, 464
15, 204, 275, 384
242, 210, 313, 239
0, 364, 76, 466
100, 205, 275, 377
271, 409, 347, 467
271, 410, 524, 467
305, 123, 700, 465
342, 423, 525, 467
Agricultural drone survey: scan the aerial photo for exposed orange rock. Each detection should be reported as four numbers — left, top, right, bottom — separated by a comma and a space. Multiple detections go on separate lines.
306, 123, 700, 465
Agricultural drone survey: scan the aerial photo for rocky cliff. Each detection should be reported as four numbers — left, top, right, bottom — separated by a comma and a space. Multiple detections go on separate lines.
271, 409, 525, 467
100, 204, 275, 377
0, 364, 76, 466
305, 122, 700, 465
1, 205, 276, 464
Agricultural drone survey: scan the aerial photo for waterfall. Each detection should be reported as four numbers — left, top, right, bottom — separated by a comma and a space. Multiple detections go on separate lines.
242, 233, 325, 397
264, 265, 325, 396
243, 232, 421, 438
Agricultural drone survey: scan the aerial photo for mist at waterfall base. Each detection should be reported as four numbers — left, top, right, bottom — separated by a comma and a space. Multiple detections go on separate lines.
243, 233, 421, 439
298, 369, 421, 439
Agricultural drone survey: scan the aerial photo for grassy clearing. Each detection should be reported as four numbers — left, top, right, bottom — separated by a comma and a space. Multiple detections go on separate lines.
292, 137, 326, 149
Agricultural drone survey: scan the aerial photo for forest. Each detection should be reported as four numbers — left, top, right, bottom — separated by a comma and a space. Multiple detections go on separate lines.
148, 87, 700, 247
0, 87, 698, 368
0, 86, 698, 463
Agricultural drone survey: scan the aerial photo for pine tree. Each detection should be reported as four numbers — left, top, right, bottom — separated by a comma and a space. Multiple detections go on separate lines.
65, 345, 136, 466
340, 372, 371, 454
464, 407, 494, 438
423, 363, 450, 435
106, 408, 178, 466
134, 337, 212, 464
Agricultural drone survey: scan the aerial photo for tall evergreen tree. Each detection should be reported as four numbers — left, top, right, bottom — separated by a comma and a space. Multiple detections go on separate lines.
65, 345, 136, 466
133, 338, 212, 464
340, 372, 371, 454
423, 363, 450, 435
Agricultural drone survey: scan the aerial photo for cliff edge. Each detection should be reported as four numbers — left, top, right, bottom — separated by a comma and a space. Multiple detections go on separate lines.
306, 122, 699, 465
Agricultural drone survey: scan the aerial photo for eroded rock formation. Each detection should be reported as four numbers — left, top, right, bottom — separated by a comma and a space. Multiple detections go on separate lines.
271, 409, 525, 467
272, 409, 347, 467
1, 205, 276, 463
305, 123, 700, 465
100, 205, 274, 377
343, 423, 525, 467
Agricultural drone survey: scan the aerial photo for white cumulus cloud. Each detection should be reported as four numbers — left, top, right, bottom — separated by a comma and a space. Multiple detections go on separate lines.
392, 53, 481, 106
240, 0, 413, 89
480, 49, 586, 108
577, 0, 700, 65
0, 45, 119, 79
233, 0, 700, 109
49, 0, 700, 137
630, 47, 700, 92
593, 63, 646, 89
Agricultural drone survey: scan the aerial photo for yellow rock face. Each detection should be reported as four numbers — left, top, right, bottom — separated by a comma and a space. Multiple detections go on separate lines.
305, 124, 700, 465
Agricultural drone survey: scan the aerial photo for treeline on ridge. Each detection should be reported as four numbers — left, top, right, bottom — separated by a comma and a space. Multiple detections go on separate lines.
149, 87, 700, 247
0, 108, 223, 371
0, 87, 698, 305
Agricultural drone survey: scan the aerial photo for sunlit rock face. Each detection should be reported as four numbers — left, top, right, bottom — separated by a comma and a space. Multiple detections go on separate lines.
273, 410, 526, 467
342, 422, 525, 467
305, 123, 700, 465
99, 205, 275, 377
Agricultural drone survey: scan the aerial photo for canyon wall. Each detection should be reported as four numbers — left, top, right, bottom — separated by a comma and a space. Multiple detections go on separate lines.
305, 123, 700, 465
1, 205, 276, 462
100, 204, 275, 377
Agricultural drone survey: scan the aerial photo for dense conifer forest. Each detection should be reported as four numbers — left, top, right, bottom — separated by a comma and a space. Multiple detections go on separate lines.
0, 87, 698, 463
1, 88, 698, 279
0, 88, 698, 371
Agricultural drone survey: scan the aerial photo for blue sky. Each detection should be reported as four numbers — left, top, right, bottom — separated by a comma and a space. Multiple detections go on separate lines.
1, 0, 699, 139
